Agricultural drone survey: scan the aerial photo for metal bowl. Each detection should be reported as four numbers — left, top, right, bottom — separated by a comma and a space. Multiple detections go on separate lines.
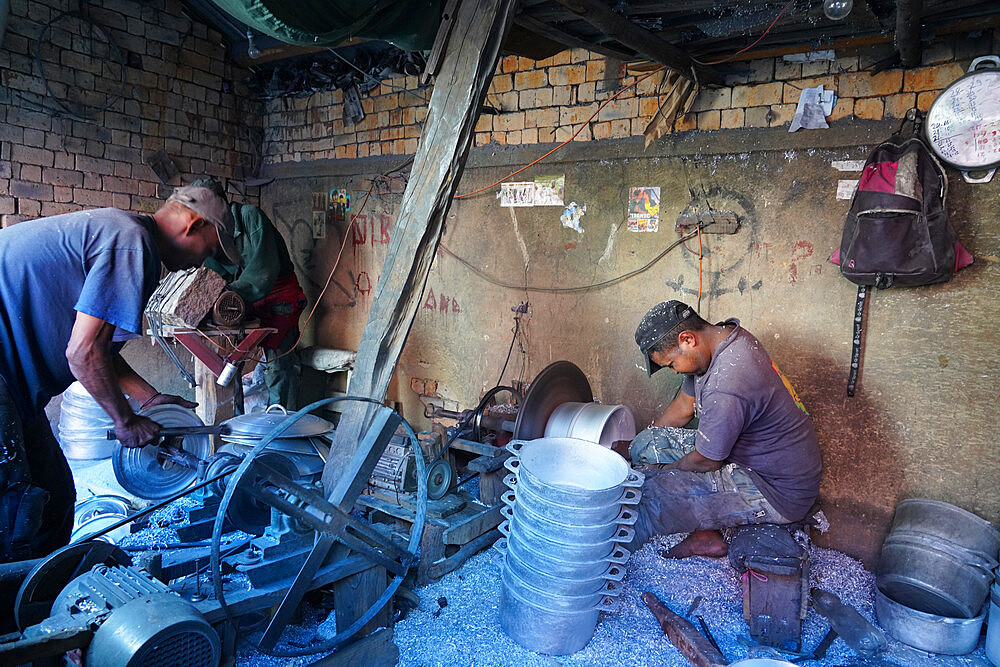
499, 518, 632, 563
496, 537, 629, 580
502, 484, 640, 525
499, 538, 625, 595
501, 564, 620, 613
875, 586, 987, 654
503, 499, 637, 544
499, 578, 605, 655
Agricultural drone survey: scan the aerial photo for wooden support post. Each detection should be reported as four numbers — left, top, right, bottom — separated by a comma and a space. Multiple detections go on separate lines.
552, 0, 723, 85
333, 566, 392, 637
309, 627, 398, 667
895, 0, 923, 67
324, 0, 518, 490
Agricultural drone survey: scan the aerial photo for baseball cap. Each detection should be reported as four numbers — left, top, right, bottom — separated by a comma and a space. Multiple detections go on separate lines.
167, 185, 238, 264
634, 300, 695, 376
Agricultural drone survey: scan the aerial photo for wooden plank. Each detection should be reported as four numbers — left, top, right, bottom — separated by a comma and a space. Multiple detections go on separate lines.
451, 437, 503, 457
310, 627, 398, 667
422, 0, 461, 85
324, 0, 519, 493
443, 503, 502, 545
552, 0, 723, 85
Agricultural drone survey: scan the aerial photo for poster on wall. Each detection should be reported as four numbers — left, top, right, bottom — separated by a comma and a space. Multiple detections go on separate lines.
627, 186, 660, 232
312, 210, 326, 239
327, 188, 350, 222
499, 181, 536, 207
533, 174, 565, 206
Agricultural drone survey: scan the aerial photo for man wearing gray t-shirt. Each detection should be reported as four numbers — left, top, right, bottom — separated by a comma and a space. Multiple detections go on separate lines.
624, 301, 822, 559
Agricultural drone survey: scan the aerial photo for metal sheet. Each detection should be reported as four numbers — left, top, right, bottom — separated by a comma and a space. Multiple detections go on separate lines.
512, 361, 593, 440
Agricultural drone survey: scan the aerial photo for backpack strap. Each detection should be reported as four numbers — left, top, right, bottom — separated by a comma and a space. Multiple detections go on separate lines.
847, 284, 869, 397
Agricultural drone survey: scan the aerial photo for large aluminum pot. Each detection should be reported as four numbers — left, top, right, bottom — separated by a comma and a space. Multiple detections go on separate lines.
504, 438, 643, 507
58, 382, 117, 460
496, 538, 625, 595
544, 402, 636, 447
501, 564, 620, 613
499, 518, 633, 563
222, 404, 333, 438
888, 498, 1000, 565
496, 537, 629, 580
875, 587, 986, 654
502, 498, 637, 544
499, 578, 612, 655
503, 477, 640, 525
878, 536, 992, 618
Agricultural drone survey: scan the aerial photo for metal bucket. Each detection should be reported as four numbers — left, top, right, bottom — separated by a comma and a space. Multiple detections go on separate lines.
58, 382, 117, 460
875, 587, 986, 654
501, 564, 620, 612
496, 537, 629, 580
502, 479, 640, 525
499, 518, 632, 563
877, 537, 992, 618
504, 438, 643, 507
502, 500, 636, 544
496, 538, 625, 595
544, 402, 637, 447
499, 578, 613, 655
889, 498, 1000, 563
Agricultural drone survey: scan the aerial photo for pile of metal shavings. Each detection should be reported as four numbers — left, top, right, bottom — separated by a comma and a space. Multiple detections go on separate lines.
236, 599, 340, 666
394, 536, 991, 666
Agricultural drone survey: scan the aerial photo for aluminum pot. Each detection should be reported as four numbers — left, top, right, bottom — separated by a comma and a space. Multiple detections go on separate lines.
496, 538, 625, 595
877, 537, 992, 618
888, 498, 1000, 564
987, 582, 1000, 667
499, 578, 615, 655
544, 402, 636, 447
502, 500, 637, 544
875, 587, 986, 654
502, 478, 640, 525
504, 438, 643, 507
499, 519, 632, 563
222, 404, 333, 438
501, 564, 620, 613
58, 381, 117, 460
496, 537, 630, 580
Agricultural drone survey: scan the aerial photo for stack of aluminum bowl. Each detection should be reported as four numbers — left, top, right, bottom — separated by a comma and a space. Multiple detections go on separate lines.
875, 498, 1000, 654
219, 405, 332, 478
495, 436, 642, 655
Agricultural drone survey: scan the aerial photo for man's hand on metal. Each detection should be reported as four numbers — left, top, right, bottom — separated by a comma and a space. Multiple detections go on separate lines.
139, 392, 198, 410
114, 414, 162, 449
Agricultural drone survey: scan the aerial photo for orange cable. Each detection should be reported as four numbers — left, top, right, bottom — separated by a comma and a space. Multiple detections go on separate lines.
692, 0, 796, 66
696, 226, 704, 307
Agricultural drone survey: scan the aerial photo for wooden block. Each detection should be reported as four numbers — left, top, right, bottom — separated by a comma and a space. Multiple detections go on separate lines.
332, 566, 392, 638
478, 468, 507, 506
443, 503, 502, 545
743, 555, 807, 651
148, 268, 227, 328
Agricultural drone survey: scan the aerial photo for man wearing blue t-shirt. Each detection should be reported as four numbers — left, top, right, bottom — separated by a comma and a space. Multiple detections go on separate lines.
0, 186, 237, 561
625, 301, 822, 559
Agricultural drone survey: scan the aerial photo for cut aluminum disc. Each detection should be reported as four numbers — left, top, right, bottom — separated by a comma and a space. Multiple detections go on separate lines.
112, 405, 211, 501
513, 361, 593, 440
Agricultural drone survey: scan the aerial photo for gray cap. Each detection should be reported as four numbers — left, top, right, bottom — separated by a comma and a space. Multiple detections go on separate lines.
634, 300, 695, 376
167, 185, 238, 264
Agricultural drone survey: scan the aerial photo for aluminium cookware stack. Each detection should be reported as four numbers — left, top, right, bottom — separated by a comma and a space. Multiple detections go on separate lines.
495, 436, 642, 655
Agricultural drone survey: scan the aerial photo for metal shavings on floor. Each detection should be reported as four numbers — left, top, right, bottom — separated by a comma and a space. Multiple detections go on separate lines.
394, 535, 991, 666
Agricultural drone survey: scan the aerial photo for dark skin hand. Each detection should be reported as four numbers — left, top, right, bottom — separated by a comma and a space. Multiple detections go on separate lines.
66, 312, 196, 448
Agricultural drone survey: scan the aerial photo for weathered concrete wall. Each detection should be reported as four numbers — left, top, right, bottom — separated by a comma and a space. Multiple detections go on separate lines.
261, 120, 999, 567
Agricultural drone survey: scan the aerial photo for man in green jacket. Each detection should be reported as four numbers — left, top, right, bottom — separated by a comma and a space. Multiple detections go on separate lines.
195, 179, 306, 409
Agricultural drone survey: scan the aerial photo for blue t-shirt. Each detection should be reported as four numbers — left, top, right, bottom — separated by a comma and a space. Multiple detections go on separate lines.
0, 208, 161, 419
682, 319, 822, 521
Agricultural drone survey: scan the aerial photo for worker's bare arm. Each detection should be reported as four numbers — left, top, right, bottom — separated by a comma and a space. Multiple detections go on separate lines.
66, 312, 158, 448
652, 390, 695, 428
661, 447, 724, 473
112, 356, 196, 410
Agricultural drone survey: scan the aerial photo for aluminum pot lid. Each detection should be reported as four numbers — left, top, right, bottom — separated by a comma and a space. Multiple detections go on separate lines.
222, 404, 334, 438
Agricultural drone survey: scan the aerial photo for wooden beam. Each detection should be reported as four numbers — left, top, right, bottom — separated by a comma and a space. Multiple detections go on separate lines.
552, 0, 723, 84
514, 14, 636, 61
895, 0, 924, 66
323, 0, 518, 488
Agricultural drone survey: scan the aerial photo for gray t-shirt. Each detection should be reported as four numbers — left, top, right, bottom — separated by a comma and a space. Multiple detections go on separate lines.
681, 319, 822, 520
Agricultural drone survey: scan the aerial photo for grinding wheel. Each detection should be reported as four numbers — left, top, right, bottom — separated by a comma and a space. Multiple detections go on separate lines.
512, 361, 593, 440
14, 540, 131, 631
112, 405, 212, 500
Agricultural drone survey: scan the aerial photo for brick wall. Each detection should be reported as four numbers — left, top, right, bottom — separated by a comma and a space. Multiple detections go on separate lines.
262, 30, 997, 164
0, 0, 261, 227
